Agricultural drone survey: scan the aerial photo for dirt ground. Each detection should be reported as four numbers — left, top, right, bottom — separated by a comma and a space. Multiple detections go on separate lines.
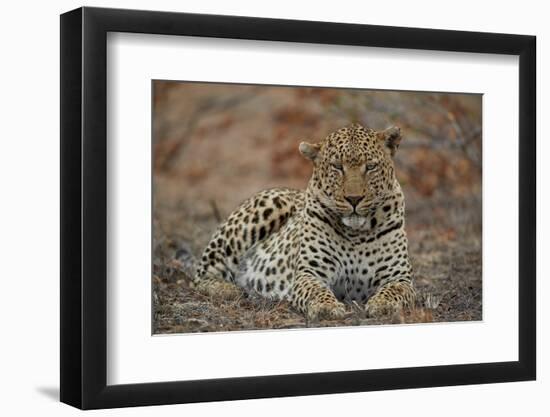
152, 82, 482, 334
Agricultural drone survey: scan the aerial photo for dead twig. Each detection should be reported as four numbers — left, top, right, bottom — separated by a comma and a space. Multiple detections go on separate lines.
209, 199, 222, 223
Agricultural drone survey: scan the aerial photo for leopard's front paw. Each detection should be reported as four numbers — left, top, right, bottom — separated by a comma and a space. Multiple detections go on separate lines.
307, 299, 346, 321
365, 295, 399, 317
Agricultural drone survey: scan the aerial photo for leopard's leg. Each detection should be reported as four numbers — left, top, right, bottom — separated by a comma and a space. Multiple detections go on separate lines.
191, 218, 247, 300
191, 233, 242, 300
193, 188, 303, 300
365, 279, 416, 317
170, 242, 241, 300
288, 273, 346, 320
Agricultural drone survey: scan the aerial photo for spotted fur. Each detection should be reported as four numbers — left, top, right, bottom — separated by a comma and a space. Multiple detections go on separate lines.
193, 123, 416, 320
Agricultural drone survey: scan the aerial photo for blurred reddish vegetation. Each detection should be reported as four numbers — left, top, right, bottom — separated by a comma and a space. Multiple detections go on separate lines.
152, 81, 482, 333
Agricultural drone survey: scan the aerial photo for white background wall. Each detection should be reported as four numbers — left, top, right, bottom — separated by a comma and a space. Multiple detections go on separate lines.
0, 0, 545, 415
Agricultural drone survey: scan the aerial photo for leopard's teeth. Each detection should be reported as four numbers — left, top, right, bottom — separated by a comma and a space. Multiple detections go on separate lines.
342, 215, 366, 229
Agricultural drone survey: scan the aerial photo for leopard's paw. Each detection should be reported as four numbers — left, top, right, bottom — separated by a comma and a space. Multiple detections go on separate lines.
193, 278, 242, 301
365, 294, 399, 317
307, 299, 346, 321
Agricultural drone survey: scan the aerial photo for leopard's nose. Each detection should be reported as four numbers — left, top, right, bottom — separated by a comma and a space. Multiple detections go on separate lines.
345, 195, 364, 208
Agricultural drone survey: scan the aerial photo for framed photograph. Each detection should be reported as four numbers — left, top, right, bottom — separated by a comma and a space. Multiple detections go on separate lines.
60, 6, 536, 409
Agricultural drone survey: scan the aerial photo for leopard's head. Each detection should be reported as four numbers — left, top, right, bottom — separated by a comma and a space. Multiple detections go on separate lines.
300, 123, 402, 229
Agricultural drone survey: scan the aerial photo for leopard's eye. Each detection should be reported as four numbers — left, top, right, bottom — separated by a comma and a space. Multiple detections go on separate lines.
331, 162, 343, 171
366, 163, 378, 171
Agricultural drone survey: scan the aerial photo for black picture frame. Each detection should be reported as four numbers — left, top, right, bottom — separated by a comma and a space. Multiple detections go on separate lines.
60, 6, 536, 410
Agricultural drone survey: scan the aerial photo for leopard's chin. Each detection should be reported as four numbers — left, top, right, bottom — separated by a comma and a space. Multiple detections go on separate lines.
342, 214, 366, 230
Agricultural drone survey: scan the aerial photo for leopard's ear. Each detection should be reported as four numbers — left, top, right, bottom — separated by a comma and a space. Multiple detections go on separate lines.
377, 126, 402, 156
299, 141, 321, 162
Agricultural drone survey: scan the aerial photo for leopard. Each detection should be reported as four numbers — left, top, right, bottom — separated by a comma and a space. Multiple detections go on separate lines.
191, 123, 416, 320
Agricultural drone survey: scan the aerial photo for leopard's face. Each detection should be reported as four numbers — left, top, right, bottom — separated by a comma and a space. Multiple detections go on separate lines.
300, 123, 402, 229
